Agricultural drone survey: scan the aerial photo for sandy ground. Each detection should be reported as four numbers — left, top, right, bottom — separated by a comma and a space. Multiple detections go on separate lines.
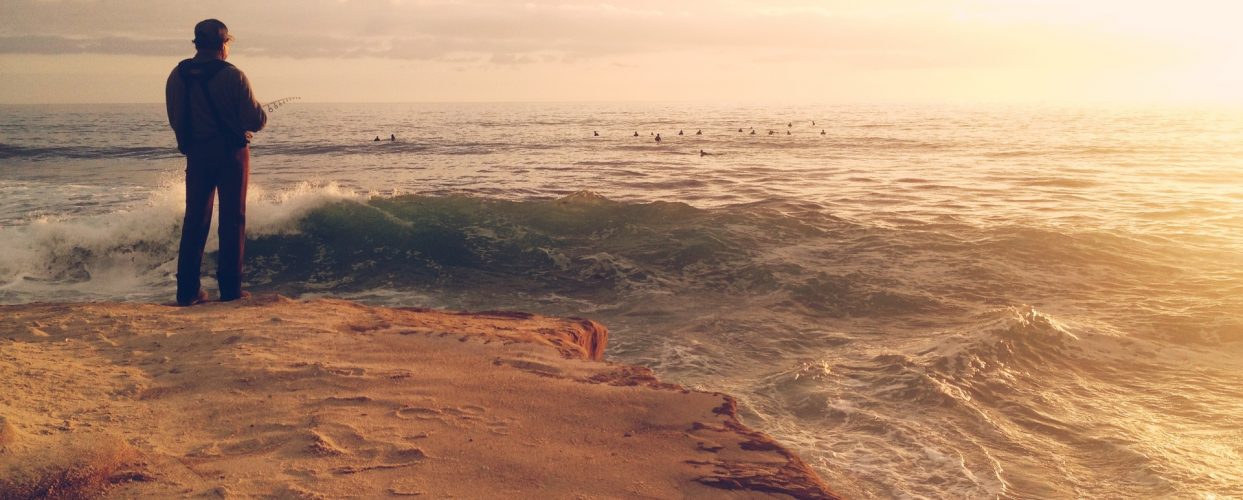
0, 295, 836, 499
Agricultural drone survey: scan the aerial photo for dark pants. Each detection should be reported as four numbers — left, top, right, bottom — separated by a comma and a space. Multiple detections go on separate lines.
177, 142, 249, 302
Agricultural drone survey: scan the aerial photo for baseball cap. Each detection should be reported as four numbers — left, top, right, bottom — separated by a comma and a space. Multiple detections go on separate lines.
193, 19, 233, 48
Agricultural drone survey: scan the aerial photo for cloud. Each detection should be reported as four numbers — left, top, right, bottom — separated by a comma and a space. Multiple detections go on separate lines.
0, 0, 931, 63
0, 35, 183, 56
0, 0, 1189, 72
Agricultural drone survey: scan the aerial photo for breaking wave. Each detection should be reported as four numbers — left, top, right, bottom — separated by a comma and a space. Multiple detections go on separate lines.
1, 187, 1240, 498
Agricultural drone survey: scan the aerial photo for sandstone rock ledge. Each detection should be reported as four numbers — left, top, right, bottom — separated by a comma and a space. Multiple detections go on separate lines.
0, 295, 838, 499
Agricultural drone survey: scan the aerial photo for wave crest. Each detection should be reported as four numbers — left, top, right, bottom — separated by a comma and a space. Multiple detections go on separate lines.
0, 181, 360, 301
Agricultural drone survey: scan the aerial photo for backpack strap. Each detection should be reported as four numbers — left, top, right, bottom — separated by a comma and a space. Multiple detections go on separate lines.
174, 60, 196, 154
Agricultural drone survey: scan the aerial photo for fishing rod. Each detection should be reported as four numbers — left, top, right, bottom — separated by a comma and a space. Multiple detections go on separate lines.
263, 96, 300, 113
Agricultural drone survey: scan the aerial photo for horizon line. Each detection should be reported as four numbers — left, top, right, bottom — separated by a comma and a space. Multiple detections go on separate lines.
3, 100, 1241, 110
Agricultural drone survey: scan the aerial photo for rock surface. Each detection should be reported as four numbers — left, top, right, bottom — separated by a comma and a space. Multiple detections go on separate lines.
0, 295, 837, 498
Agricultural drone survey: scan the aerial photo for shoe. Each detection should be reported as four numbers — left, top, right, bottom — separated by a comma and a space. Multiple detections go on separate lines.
176, 289, 209, 307
219, 291, 252, 302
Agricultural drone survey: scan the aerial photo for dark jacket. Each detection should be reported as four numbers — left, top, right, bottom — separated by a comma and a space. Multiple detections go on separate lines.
165, 57, 267, 150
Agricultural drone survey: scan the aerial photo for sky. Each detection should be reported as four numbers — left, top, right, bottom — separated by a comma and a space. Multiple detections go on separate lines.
1, 0, 1240, 105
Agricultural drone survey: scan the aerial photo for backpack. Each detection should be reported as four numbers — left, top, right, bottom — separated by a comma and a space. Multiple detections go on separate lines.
174, 59, 248, 154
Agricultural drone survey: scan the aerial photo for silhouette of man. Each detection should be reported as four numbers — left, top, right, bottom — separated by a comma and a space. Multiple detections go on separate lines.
165, 19, 266, 306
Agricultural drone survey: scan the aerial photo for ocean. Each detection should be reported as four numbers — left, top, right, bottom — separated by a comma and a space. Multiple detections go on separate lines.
1, 102, 1240, 498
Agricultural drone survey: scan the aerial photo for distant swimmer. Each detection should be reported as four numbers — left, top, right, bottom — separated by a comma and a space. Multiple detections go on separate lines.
750, 129, 756, 135
373, 136, 380, 142
695, 129, 702, 135
787, 130, 791, 135
594, 131, 599, 137
634, 131, 639, 137
821, 129, 826, 135
768, 130, 775, 135
812, 121, 816, 126
390, 134, 396, 141
788, 122, 792, 128
678, 129, 684, 136
699, 149, 707, 156
738, 128, 743, 133
655, 133, 662, 143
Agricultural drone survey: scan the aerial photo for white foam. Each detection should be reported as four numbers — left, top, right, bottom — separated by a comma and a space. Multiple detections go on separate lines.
0, 178, 185, 290
0, 179, 364, 303
247, 180, 362, 236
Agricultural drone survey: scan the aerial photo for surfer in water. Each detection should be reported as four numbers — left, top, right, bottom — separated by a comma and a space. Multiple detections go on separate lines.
373, 136, 380, 142
655, 133, 662, 144
390, 134, 396, 141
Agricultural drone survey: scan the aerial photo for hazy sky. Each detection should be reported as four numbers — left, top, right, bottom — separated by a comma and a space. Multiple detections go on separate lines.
1, 0, 1240, 104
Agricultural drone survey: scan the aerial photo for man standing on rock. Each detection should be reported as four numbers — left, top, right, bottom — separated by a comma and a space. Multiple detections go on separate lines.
165, 19, 266, 306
